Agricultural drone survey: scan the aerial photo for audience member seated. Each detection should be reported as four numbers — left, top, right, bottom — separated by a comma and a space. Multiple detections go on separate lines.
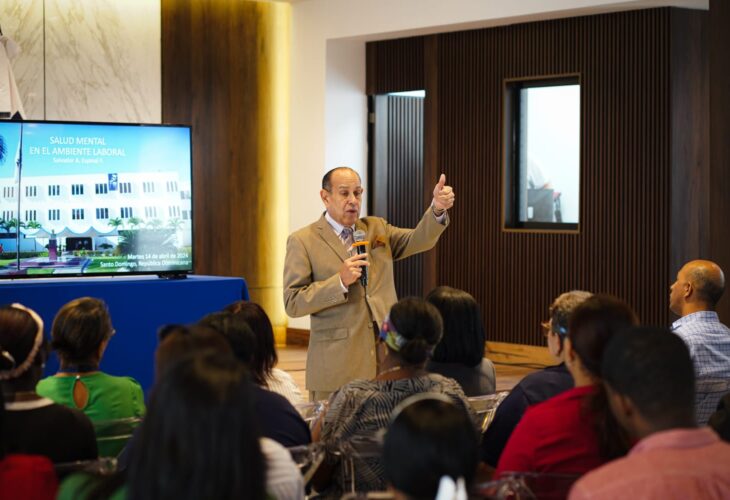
482, 290, 591, 468
383, 394, 479, 499
0, 391, 59, 500
709, 392, 730, 442
669, 260, 730, 425
225, 301, 304, 405
36, 297, 145, 457
116, 323, 239, 470
570, 327, 730, 499
313, 297, 475, 495
425, 286, 496, 396
495, 295, 637, 477
199, 311, 311, 448
0, 303, 97, 463
60, 350, 303, 500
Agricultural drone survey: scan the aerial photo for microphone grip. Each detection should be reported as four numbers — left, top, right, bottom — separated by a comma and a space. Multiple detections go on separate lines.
355, 244, 368, 288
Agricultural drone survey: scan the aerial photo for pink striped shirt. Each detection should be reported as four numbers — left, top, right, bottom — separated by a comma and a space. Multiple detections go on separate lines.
569, 428, 730, 500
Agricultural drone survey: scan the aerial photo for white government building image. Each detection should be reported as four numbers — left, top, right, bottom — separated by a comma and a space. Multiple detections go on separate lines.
0, 170, 192, 253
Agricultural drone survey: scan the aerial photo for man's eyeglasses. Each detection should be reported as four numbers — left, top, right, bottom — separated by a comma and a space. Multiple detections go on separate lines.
542, 319, 567, 337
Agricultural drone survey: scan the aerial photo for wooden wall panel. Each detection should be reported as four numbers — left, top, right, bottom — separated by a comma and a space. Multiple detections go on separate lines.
368, 8, 708, 346
161, 1, 289, 341
387, 96, 425, 299
366, 37, 424, 94
709, 0, 730, 323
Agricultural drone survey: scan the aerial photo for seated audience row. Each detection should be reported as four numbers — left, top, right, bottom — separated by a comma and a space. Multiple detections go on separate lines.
5, 255, 730, 499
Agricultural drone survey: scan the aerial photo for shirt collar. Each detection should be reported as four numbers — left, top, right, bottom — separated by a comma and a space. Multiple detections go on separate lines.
630, 427, 719, 455
671, 310, 720, 331
324, 211, 354, 235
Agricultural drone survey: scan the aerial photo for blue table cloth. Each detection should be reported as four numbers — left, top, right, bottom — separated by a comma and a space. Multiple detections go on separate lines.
0, 275, 249, 394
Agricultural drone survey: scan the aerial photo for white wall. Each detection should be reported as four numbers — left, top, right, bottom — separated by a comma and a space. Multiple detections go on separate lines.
287, 0, 707, 329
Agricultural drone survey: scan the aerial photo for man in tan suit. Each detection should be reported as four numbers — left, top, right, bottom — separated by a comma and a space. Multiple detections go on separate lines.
284, 167, 454, 400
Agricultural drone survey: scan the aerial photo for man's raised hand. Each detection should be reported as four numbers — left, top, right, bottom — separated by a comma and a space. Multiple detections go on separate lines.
432, 173, 455, 213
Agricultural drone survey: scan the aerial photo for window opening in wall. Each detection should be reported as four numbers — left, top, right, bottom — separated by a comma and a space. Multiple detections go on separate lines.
503, 75, 580, 231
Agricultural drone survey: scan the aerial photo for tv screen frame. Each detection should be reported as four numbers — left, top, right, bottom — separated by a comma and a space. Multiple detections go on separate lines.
0, 120, 194, 280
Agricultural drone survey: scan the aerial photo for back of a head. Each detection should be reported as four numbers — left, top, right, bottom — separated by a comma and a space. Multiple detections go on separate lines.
128, 350, 265, 500
198, 312, 260, 381
224, 301, 277, 378
686, 260, 726, 308
389, 297, 444, 366
550, 290, 593, 335
603, 327, 695, 427
51, 297, 113, 366
383, 396, 479, 499
0, 304, 46, 383
568, 294, 639, 378
155, 324, 232, 381
427, 287, 485, 367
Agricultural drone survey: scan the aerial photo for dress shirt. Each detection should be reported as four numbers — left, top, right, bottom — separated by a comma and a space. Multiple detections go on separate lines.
569, 428, 730, 500
672, 311, 730, 425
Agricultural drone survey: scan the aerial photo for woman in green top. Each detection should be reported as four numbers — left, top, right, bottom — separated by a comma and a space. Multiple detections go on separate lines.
36, 297, 145, 457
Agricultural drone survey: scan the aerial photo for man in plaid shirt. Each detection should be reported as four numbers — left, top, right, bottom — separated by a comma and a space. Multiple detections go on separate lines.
670, 260, 730, 425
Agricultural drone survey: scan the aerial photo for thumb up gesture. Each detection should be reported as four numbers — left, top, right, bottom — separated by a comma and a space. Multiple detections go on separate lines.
432, 174, 455, 213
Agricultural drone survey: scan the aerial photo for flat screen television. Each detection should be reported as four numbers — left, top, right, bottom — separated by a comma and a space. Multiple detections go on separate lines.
0, 120, 193, 279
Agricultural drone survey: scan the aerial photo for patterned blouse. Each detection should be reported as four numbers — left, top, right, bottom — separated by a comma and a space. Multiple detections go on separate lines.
319, 373, 475, 494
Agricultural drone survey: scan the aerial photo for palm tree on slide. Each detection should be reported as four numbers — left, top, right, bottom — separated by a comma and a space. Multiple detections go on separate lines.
25, 220, 41, 251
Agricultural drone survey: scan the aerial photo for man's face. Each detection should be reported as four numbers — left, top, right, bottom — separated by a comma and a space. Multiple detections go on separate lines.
669, 265, 690, 315
320, 169, 363, 227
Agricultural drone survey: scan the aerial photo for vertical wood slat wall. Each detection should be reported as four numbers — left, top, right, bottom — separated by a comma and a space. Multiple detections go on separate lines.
386, 96, 425, 299
161, 1, 290, 338
368, 8, 706, 346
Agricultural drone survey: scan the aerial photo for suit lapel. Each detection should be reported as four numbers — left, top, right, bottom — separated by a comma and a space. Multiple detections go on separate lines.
316, 214, 349, 262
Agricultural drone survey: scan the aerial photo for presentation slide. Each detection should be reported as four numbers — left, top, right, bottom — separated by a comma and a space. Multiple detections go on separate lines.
0, 121, 193, 278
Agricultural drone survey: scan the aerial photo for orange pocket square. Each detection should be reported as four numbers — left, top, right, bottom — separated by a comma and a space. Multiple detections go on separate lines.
372, 235, 387, 250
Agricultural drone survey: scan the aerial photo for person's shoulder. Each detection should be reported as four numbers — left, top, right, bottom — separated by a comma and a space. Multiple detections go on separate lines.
291, 215, 327, 236
35, 375, 59, 393
42, 401, 95, 432
253, 385, 300, 413
570, 456, 635, 499
95, 372, 143, 389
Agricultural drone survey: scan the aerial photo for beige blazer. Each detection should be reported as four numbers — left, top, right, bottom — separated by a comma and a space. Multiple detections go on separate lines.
283, 208, 449, 392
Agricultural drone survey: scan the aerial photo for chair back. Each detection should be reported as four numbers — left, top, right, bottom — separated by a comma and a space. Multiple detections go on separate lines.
295, 401, 326, 429
467, 391, 509, 432
476, 472, 580, 500
54, 457, 117, 478
287, 442, 326, 486
93, 417, 142, 458
337, 431, 385, 495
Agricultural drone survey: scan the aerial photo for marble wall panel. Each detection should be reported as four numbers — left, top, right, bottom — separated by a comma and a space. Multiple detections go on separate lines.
1, 0, 44, 119
2, 0, 160, 123
44, 0, 160, 122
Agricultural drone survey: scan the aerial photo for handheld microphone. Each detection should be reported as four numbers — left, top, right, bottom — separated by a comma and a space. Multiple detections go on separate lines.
353, 230, 369, 288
